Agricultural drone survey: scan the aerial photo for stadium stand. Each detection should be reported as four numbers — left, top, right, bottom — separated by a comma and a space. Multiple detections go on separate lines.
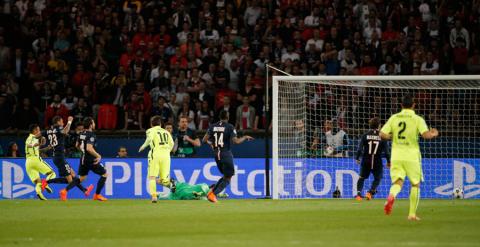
0, 0, 479, 152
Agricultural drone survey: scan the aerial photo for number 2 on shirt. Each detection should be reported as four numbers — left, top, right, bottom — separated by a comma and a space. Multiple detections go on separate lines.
398, 121, 406, 139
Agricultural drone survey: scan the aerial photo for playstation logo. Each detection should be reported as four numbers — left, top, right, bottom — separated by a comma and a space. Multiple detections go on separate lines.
1, 160, 35, 199
435, 160, 480, 198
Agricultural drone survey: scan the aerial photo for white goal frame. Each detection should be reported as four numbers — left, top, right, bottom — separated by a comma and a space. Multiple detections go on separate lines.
272, 75, 480, 199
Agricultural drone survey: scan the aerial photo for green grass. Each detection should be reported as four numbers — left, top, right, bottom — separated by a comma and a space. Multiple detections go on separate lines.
0, 199, 479, 247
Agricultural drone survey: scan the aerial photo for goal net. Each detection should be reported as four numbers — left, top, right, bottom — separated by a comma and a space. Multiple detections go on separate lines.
272, 76, 480, 199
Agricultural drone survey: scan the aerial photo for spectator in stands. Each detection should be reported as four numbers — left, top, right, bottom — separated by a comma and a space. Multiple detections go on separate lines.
71, 98, 92, 125
467, 49, 480, 74
197, 100, 214, 130
173, 116, 200, 157
0, 0, 477, 133
13, 98, 38, 130
236, 96, 256, 130
450, 20, 470, 51
216, 96, 236, 125
177, 100, 196, 130
151, 96, 173, 125
0, 94, 13, 130
44, 94, 69, 127
61, 87, 78, 111
311, 119, 350, 157
5, 142, 20, 158
117, 146, 129, 158
359, 54, 378, 75
421, 52, 439, 75
123, 93, 145, 130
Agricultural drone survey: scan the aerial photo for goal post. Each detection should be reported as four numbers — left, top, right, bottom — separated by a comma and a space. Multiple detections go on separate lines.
272, 75, 480, 199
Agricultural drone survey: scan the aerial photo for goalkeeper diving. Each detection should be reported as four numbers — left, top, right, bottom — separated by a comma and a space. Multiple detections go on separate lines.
157, 182, 229, 200
139, 116, 176, 203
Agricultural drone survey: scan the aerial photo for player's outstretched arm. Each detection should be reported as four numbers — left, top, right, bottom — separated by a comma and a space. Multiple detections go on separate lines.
233, 135, 254, 144
138, 133, 152, 152
421, 128, 439, 140
379, 131, 392, 140
62, 116, 74, 135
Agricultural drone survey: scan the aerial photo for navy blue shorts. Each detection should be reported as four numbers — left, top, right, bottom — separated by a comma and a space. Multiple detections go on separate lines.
78, 161, 107, 177
360, 160, 383, 180
214, 150, 235, 177
53, 156, 72, 177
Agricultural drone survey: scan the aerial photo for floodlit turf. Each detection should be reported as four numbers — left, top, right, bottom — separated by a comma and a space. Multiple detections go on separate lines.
0, 199, 479, 247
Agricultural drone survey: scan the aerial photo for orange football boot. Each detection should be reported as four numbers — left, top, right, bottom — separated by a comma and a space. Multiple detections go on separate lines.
84, 184, 94, 197
384, 195, 395, 215
93, 194, 108, 201
207, 190, 217, 203
59, 189, 67, 201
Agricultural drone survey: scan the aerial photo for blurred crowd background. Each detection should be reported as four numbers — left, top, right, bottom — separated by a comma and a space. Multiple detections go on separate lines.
0, 0, 479, 136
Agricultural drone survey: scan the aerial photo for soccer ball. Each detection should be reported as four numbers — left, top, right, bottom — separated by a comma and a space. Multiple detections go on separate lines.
324, 146, 334, 156
453, 187, 464, 199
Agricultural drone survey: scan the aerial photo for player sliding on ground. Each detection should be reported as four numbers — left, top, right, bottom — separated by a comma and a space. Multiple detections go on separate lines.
139, 116, 176, 203
380, 94, 439, 221
42, 116, 93, 200
203, 110, 253, 203
354, 117, 390, 200
25, 124, 55, 200
157, 182, 210, 200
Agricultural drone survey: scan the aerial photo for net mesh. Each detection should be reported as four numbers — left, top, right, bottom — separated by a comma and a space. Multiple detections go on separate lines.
273, 77, 480, 199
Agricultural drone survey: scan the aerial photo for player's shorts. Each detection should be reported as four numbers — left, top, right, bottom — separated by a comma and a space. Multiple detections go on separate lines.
78, 161, 107, 177
214, 150, 235, 177
148, 152, 171, 181
390, 160, 423, 185
25, 157, 54, 182
53, 156, 72, 177
360, 160, 383, 180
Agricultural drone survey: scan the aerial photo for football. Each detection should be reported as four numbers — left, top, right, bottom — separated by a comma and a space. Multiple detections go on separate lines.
453, 188, 464, 199
324, 146, 335, 156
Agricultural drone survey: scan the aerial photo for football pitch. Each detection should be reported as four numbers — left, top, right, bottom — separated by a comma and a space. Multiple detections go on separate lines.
0, 199, 479, 247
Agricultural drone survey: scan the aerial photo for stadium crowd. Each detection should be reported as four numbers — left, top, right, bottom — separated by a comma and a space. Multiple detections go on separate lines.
0, 0, 479, 136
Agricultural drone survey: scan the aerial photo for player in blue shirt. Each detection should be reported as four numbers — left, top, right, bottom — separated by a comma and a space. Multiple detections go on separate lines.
354, 117, 390, 200
77, 117, 108, 201
202, 110, 253, 203
42, 116, 93, 200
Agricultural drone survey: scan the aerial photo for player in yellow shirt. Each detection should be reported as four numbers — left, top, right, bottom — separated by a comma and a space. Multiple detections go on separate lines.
139, 116, 176, 203
25, 124, 55, 200
380, 94, 438, 221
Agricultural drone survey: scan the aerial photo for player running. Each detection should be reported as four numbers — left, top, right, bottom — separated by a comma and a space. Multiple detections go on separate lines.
380, 94, 438, 221
42, 116, 93, 200
202, 110, 253, 203
354, 117, 390, 201
138, 116, 176, 203
25, 124, 55, 200
77, 117, 108, 201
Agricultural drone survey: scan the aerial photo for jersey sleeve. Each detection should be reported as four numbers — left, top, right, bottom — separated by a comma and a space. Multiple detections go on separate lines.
207, 125, 213, 136
417, 116, 429, 135
380, 116, 393, 134
355, 135, 366, 160
86, 132, 95, 145
231, 126, 237, 138
167, 131, 174, 151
